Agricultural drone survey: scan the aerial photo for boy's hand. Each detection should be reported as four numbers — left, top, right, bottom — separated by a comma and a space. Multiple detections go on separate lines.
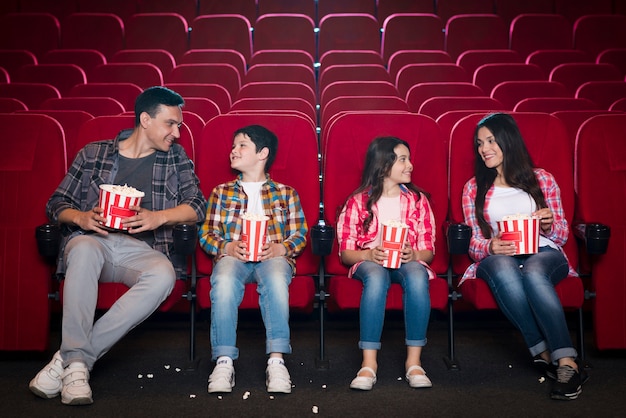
259, 242, 286, 261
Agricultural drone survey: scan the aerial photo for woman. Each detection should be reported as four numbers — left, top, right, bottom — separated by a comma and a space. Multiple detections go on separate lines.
337, 136, 435, 391
461, 113, 587, 401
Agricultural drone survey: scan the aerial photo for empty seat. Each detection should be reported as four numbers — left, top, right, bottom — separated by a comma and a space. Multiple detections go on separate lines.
418, 96, 506, 119
554, 0, 613, 23
111, 49, 177, 79
249, 49, 315, 67
253, 14, 316, 60
573, 14, 626, 58
549, 63, 623, 95
444, 14, 509, 61
473, 63, 546, 96
575, 81, 626, 110
321, 95, 409, 128
41, 49, 107, 79
320, 80, 400, 109
76, 0, 138, 24
0, 97, 28, 112
60, 13, 124, 59
165, 83, 232, 113
0, 113, 66, 351
39, 96, 124, 116
257, 0, 316, 21
513, 97, 600, 112
189, 15, 253, 62
509, 14, 573, 59
575, 113, 626, 349
167, 64, 241, 102
609, 98, 626, 111
406, 82, 485, 113
69, 83, 142, 112
197, 0, 257, 25
396, 63, 470, 99
318, 13, 381, 58
18, 0, 79, 20
235, 82, 316, 108
525, 49, 594, 75
125, 13, 190, 61
493, 0, 556, 25
0, 49, 37, 79
596, 48, 626, 77
319, 64, 392, 97
387, 50, 452, 81
381, 13, 445, 63
377, 0, 435, 24
179, 49, 247, 79
319, 50, 384, 72
317, 0, 377, 19
14, 64, 87, 96
180, 97, 220, 123
0, 12, 60, 59
136, 0, 198, 25
436, 0, 495, 24
243, 64, 316, 92
491, 80, 571, 110
552, 110, 618, 146
229, 97, 317, 126
0, 82, 60, 109
90, 63, 164, 90
456, 49, 523, 78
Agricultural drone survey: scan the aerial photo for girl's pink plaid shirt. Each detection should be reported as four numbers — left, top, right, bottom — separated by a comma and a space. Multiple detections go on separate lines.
336, 185, 436, 279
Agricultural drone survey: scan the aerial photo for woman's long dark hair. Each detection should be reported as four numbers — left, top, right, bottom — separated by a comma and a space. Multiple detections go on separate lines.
341, 136, 426, 233
473, 113, 546, 238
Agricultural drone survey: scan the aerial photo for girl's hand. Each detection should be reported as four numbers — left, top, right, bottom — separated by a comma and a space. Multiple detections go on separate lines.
532, 208, 554, 233
368, 246, 387, 264
490, 233, 517, 256
401, 242, 415, 262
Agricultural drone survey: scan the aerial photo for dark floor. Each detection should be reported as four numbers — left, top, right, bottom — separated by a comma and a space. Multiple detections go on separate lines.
1, 309, 625, 418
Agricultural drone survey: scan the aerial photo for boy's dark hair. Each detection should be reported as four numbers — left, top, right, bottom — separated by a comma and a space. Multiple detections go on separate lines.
233, 125, 279, 172
134, 86, 184, 126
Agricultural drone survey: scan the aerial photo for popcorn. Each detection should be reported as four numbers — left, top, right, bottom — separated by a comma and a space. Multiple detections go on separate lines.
98, 184, 145, 230
497, 214, 540, 255
241, 213, 269, 261
381, 220, 409, 269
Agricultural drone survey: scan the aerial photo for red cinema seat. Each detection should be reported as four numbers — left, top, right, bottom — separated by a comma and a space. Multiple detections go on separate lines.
258, 0, 316, 21
165, 83, 232, 114
490, 80, 570, 110
317, 0, 376, 19
513, 97, 600, 113
181, 97, 220, 125
319, 64, 392, 97
0, 114, 66, 351
41, 49, 107, 79
14, 64, 87, 97
448, 112, 586, 355
609, 98, 626, 111
197, 0, 257, 25
321, 95, 409, 129
136, 0, 198, 25
189, 15, 253, 62
552, 110, 618, 147
549, 63, 623, 95
456, 49, 523, 78
60, 13, 124, 60
179, 49, 247, 80
39, 97, 125, 116
395, 63, 470, 99
0, 49, 38, 79
444, 14, 509, 61
253, 14, 316, 60
321, 80, 400, 110
318, 13, 381, 58
110, 49, 177, 79
596, 48, 626, 77
554, 0, 613, 23
76, 0, 138, 24
377, 0, 435, 25
509, 14, 573, 59
236, 82, 316, 109
493, 0, 555, 25
168, 64, 241, 105
249, 50, 315, 67
243, 64, 316, 92
69, 83, 143, 112
0, 82, 60, 110
575, 81, 626, 110
573, 14, 626, 57
575, 113, 626, 350
90, 63, 164, 90
230, 97, 317, 127
418, 96, 506, 119
321, 111, 453, 361
526, 49, 594, 77
406, 82, 485, 113
0, 12, 60, 59
388, 50, 452, 81
125, 13, 190, 61
436, 0, 495, 24
381, 13, 445, 63
0, 97, 28, 112
319, 50, 384, 70
473, 63, 546, 96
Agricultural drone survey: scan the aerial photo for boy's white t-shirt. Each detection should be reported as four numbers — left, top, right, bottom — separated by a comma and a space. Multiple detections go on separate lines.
241, 181, 265, 216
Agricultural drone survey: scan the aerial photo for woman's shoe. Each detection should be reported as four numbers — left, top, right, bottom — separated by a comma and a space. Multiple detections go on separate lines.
349, 367, 377, 391
405, 365, 432, 388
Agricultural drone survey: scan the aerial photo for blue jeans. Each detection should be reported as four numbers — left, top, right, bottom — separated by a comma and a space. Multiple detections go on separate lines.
209, 256, 293, 360
476, 246, 577, 363
352, 261, 431, 350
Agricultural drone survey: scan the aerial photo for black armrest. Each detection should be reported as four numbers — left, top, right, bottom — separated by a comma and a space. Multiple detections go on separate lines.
35, 223, 60, 265
172, 224, 198, 256
447, 223, 471, 255
311, 222, 335, 257
574, 223, 611, 255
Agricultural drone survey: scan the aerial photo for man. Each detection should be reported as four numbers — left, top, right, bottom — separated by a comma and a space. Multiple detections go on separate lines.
198, 125, 308, 394
29, 86, 206, 405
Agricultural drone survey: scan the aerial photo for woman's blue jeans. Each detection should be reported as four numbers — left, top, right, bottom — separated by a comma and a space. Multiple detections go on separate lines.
209, 256, 293, 361
476, 246, 577, 363
352, 261, 430, 350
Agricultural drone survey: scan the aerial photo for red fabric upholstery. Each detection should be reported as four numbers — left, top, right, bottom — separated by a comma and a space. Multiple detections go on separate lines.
509, 14, 573, 59
575, 113, 626, 349
444, 14, 509, 61
381, 14, 445, 62
322, 111, 450, 313
318, 13, 381, 57
60, 13, 124, 59
253, 14, 317, 60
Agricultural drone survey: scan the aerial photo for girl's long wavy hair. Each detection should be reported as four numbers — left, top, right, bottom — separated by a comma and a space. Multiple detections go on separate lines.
473, 113, 546, 238
340, 136, 426, 233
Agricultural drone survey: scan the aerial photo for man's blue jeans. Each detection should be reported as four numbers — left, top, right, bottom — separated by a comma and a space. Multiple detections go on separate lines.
352, 261, 431, 350
209, 256, 293, 361
476, 246, 578, 363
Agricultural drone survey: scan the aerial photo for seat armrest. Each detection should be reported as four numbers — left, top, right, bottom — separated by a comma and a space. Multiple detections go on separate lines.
574, 223, 611, 255
35, 223, 60, 264
172, 224, 198, 256
447, 222, 471, 255
311, 222, 335, 257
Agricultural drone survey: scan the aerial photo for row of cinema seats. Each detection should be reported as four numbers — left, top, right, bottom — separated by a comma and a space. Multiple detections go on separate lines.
2, 110, 625, 371
3, 0, 626, 26
1, 10, 625, 64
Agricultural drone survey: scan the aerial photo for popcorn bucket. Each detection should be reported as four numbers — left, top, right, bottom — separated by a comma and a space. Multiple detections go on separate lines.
381, 224, 408, 269
497, 217, 540, 255
98, 184, 144, 230
241, 216, 269, 261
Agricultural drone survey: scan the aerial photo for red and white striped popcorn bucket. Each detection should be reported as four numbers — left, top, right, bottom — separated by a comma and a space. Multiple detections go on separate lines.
98, 184, 144, 230
241, 216, 269, 261
497, 217, 540, 255
381, 224, 409, 269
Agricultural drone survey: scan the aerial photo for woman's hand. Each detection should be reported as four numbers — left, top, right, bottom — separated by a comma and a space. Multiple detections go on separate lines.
533, 208, 554, 233
490, 233, 517, 256
368, 246, 387, 264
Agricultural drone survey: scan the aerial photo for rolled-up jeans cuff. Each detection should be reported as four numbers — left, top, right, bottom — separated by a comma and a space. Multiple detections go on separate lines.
266, 338, 292, 355
211, 346, 239, 361
528, 340, 548, 358
406, 338, 427, 347
359, 341, 382, 350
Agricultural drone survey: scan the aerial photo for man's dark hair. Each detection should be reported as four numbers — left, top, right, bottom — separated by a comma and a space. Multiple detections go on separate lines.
134, 86, 184, 126
233, 125, 279, 172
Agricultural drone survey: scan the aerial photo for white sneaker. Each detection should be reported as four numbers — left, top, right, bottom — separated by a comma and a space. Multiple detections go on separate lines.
29, 351, 64, 399
208, 362, 235, 393
266, 362, 292, 393
61, 362, 93, 405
